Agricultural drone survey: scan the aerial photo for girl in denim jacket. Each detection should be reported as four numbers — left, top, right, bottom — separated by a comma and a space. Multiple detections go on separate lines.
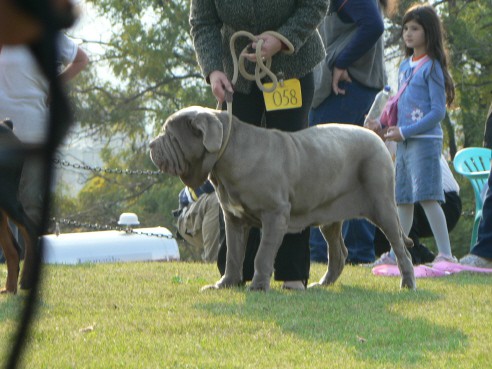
374, 3, 456, 266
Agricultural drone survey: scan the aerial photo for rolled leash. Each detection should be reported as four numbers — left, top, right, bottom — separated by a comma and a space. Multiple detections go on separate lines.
215, 30, 294, 160
225, 90, 233, 124
230, 30, 294, 93
215, 91, 233, 124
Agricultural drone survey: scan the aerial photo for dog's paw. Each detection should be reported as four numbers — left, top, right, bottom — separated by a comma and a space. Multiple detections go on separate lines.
200, 277, 243, 292
247, 285, 268, 292
307, 282, 324, 289
400, 276, 417, 290
247, 281, 270, 292
200, 284, 221, 292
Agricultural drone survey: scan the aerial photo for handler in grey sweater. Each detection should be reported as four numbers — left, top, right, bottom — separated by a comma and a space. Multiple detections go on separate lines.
190, 0, 328, 290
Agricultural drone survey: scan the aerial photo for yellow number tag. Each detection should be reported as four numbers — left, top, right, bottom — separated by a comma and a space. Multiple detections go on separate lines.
263, 78, 302, 111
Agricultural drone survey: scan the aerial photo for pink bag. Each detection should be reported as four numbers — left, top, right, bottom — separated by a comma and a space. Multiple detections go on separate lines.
379, 56, 430, 128
379, 95, 399, 127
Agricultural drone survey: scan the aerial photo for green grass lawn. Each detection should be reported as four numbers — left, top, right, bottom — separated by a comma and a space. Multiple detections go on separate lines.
1, 261, 491, 368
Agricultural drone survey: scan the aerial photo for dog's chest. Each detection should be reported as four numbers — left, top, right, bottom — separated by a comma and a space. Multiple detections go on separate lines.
216, 186, 250, 220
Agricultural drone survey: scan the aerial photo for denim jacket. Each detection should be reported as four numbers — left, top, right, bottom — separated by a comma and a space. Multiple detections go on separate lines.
397, 57, 446, 140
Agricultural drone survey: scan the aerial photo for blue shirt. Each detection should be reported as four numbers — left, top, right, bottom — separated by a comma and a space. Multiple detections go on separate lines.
178, 180, 215, 209
333, 0, 384, 70
397, 57, 447, 139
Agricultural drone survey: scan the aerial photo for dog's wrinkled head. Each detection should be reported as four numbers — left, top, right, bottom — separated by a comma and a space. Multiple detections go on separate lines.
150, 106, 225, 188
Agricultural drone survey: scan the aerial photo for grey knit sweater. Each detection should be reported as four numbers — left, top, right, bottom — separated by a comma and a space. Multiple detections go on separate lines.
189, 0, 328, 94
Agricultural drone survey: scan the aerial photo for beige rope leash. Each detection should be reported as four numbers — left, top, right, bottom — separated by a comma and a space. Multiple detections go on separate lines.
215, 90, 233, 162
223, 30, 294, 120
230, 30, 294, 93
215, 31, 294, 162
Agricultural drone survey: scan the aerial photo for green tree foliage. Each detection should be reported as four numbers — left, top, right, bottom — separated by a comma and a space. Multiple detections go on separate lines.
444, 0, 492, 148
74, 0, 214, 137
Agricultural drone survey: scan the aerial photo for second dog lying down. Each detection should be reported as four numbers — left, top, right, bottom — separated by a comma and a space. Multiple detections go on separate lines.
150, 106, 416, 291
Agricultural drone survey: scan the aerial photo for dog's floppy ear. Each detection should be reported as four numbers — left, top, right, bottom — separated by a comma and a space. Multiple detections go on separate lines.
190, 111, 223, 153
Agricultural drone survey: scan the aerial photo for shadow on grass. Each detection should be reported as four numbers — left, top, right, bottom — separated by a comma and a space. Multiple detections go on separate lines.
0, 292, 27, 322
195, 285, 467, 366
431, 272, 492, 286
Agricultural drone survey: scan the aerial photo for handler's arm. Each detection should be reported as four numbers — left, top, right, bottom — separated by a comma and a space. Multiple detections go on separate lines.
275, 0, 328, 53
59, 47, 89, 83
334, 0, 384, 70
189, 0, 224, 82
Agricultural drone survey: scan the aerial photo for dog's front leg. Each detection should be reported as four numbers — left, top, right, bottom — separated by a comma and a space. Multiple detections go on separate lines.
201, 211, 248, 291
249, 210, 289, 291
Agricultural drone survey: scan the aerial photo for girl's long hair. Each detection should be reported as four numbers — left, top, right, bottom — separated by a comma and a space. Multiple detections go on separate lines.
380, 0, 399, 18
402, 3, 455, 106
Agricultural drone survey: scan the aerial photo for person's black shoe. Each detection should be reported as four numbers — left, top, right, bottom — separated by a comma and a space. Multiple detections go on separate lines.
409, 243, 435, 265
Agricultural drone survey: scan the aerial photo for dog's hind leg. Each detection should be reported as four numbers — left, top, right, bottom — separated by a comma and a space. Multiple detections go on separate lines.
0, 210, 20, 294
360, 154, 415, 290
309, 221, 347, 288
371, 204, 416, 290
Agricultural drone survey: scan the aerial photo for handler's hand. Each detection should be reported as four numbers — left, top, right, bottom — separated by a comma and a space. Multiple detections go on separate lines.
384, 126, 403, 142
242, 32, 283, 62
332, 67, 352, 95
209, 70, 234, 105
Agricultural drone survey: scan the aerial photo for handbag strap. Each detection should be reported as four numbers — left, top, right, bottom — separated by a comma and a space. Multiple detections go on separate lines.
394, 55, 430, 100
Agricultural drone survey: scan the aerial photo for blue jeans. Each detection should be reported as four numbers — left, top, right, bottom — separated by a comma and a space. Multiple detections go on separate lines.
308, 79, 379, 264
471, 169, 492, 259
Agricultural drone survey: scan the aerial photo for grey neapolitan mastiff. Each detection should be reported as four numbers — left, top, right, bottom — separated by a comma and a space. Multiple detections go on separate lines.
150, 106, 416, 291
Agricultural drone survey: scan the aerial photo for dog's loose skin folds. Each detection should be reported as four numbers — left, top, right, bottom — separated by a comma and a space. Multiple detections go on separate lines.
150, 106, 416, 291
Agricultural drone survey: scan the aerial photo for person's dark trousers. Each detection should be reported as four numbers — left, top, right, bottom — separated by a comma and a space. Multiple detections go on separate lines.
374, 191, 462, 264
216, 72, 314, 282
471, 169, 492, 258
310, 220, 376, 264
308, 79, 379, 264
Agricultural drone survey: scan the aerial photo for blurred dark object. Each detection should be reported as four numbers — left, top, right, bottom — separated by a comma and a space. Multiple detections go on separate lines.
484, 101, 492, 150
0, 0, 77, 45
0, 120, 37, 294
0, 0, 78, 368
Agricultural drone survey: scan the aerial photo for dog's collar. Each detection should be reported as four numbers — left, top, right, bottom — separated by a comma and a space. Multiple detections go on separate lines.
215, 105, 233, 162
